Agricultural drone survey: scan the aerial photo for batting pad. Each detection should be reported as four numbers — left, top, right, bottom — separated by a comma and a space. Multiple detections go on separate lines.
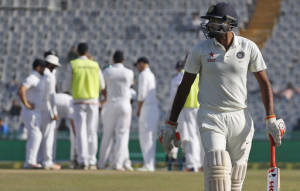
231, 163, 247, 191
204, 150, 232, 191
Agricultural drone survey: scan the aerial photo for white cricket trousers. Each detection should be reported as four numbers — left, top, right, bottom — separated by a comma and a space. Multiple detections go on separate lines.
178, 108, 204, 170
69, 122, 77, 161
73, 104, 99, 166
40, 109, 57, 167
98, 100, 132, 169
199, 108, 254, 191
21, 109, 42, 166
138, 104, 159, 171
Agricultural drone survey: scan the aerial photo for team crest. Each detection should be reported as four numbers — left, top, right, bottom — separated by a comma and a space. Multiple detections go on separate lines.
236, 51, 245, 59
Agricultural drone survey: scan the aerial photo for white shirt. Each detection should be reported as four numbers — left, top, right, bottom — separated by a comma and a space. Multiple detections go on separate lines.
22, 71, 44, 112
185, 33, 267, 111
64, 56, 105, 103
138, 67, 158, 105
103, 63, 134, 102
54, 93, 73, 119
41, 68, 57, 117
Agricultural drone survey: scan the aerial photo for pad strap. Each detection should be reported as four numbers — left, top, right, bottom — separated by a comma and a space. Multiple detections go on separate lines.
231, 163, 247, 191
204, 150, 232, 191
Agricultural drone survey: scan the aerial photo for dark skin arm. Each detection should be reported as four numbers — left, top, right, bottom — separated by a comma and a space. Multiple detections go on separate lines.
169, 72, 197, 122
254, 70, 274, 116
99, 89, 107, 108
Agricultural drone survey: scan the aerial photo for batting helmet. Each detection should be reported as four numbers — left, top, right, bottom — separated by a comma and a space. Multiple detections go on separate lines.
200, 2, 238, 39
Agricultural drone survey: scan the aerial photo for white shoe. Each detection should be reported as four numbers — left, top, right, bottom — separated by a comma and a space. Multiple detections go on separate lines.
136, 167, 154, 172
114, 167, 125, 171
24, 163, 43, 169
124, 165, 134, 171
44, 164, 61, 170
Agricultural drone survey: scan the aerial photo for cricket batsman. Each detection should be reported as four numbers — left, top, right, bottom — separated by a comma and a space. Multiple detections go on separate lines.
160, 2, 285, 191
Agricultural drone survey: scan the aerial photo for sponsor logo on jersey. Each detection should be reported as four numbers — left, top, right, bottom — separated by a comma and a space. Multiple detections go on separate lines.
208, 52, 216, 62
236, 51, 245, 59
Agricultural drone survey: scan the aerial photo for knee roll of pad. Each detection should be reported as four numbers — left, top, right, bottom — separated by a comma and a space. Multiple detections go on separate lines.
204, 150, 232, 191
231, 163, 247, 191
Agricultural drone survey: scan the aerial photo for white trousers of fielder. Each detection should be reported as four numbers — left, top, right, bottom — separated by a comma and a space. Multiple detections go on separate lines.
98, 100, 132, 169
39, 109, 57, 167
73, 103, 99, 166
178, 108, 204, 170
138, 104, 159, 171
21, 109, 42, 167
199, 108, 254, 191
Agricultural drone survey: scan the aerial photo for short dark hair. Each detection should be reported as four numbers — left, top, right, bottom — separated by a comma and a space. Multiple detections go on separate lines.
134, 57, 149, 66
32, 59, 46, 69
113, 50, 124, 63
77, 43, 88, 55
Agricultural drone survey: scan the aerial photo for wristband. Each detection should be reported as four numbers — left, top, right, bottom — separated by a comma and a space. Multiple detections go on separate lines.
265, 115, 276, 120
166, 120, 178, 127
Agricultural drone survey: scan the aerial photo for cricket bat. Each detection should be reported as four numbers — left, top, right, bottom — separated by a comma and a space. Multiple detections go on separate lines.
267, 136, 280, 191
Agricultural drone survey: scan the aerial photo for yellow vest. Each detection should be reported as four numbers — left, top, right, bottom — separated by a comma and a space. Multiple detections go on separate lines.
182, 70, 200, 108
70, 58, 100, 100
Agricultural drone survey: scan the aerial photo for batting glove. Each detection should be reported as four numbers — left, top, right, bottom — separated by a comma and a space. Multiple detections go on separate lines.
266, 115, 286, 147
159, 120, 180, 154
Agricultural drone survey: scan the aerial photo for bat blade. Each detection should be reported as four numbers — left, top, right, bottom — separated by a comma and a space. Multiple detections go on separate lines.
267, 167, 280, 191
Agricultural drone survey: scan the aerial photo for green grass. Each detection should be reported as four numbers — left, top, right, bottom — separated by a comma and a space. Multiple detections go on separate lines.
0, 169, 300, 191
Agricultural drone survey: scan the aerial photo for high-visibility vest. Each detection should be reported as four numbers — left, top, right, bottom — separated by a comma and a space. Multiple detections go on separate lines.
70, 58, 100, 99
182, 70, 200, 108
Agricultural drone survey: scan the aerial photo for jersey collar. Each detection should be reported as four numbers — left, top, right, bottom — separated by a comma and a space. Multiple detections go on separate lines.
78, 55, 89, 60
113, 63, 124, 68
213, 32, 238, 50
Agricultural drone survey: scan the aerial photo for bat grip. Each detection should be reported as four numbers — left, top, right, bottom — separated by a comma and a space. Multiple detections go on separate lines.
269, 135, 276, 168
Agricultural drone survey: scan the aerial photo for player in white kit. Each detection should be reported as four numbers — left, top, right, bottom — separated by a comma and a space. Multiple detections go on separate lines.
168, 60, 204, 172
39, 53, 61, 170
161, 2, 285, 191
135, 57, 159, 172
53, 93, 77, 168
18, 59, 45, 169
98, 50, 134, 171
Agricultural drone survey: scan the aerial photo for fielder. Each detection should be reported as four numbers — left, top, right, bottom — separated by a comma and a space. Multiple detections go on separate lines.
18, 59, 45, 169
98, 50, 134, 171
53, 93, 77, 168
135, 57, 159, 172
39, 53, 61, 170
65, 42, 105, 169
161, 2, 285, 191
168, 60, 204, 172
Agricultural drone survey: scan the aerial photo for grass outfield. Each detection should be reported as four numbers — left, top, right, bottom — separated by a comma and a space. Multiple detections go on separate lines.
0, 169, 300, 191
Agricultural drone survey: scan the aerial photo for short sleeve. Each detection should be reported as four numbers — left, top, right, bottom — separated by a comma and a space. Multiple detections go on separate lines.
184, 46, 202, 74
22, 75, 38, 89
137, 73, 147, 101
129, 70, 134, 86
249, 42, 267, 72
99, 68, 106, 90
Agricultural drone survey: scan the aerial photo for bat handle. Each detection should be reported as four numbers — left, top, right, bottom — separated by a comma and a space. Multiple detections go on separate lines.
269, 135, 276, 168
